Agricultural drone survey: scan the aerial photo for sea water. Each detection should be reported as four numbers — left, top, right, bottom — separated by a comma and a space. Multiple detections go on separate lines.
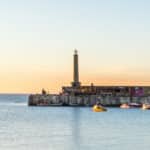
0, 94, 150, 150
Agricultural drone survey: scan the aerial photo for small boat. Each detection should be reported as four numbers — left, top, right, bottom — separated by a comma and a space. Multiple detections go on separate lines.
120, 103, 130, 109
93, 105, 107, 112
129, 103, 142, 108
142, 104, 150, 110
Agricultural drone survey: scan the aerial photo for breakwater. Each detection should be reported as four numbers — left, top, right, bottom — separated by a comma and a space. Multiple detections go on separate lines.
28, 94, 150, 106
28, 51, 150, 107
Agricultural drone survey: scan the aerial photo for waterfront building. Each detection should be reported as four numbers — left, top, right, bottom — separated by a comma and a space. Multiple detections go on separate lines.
62, 50, 150, 97
28, 50, 150, 106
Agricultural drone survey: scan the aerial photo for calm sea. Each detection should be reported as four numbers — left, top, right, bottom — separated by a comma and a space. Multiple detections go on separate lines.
0, 94, 150, 150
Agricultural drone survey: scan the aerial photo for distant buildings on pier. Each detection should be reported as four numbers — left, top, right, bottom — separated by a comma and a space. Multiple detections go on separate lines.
28, 50, 150, 106
62, 50, 150, 97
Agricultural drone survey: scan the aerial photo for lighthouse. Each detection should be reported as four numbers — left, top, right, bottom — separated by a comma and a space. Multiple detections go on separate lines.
72, 49, 81, 87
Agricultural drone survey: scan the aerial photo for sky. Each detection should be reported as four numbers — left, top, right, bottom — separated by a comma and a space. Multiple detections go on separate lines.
0, 0, 150, 93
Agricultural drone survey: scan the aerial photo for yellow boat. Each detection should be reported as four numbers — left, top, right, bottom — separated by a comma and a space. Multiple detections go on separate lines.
93, 105, 107, 112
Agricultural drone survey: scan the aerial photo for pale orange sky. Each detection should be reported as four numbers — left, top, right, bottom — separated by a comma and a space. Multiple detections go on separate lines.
1, 0, 150, 93
0, 50, 150, 93
0, 66, 150, 94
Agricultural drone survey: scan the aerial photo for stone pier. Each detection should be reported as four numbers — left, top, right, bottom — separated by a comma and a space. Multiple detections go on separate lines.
28, 50, 150, 107
28, 94, 150, 107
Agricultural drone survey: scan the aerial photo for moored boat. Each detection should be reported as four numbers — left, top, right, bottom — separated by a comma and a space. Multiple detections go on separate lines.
129, 102, 142, 108
120, 103, 130, 109
142, 104, 150, 110
93, 105, 107, 112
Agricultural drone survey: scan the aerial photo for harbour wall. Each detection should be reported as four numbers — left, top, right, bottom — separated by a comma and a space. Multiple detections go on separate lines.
28, 94, 150, 106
